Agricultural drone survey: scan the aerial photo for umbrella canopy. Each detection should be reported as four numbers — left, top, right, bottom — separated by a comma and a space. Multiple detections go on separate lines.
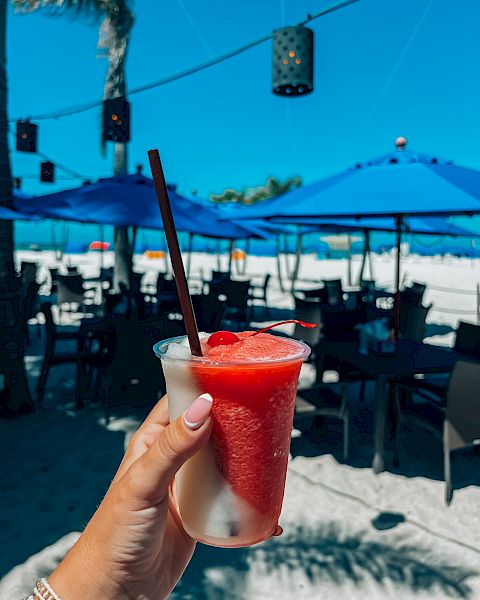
274, 215, 480, 237
0, 206, 37, 221
0, 191, 37, 221
231, 148, 480, 220
14, 173, 269, 240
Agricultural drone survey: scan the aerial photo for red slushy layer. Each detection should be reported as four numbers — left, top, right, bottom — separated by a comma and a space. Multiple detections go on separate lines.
191, 333, 304, 539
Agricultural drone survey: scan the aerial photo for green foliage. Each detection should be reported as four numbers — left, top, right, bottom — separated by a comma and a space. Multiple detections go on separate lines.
211, 175, 302, 205
13, 0, 105, 15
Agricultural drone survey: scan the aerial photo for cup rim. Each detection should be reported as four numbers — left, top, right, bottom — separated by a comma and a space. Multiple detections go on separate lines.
153, 334, 311, 366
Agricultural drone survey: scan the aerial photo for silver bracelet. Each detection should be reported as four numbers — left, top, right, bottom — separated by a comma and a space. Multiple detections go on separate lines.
31, 578, 62, 600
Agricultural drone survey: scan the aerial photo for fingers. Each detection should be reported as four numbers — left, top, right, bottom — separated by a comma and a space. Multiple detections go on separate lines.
138, 394, 170, 430
112, 395, 170, 483
121, 394, 213, 508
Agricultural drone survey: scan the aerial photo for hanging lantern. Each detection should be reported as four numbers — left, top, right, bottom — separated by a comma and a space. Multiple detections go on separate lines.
16, 120, 38, 153
40, 161, 55, 183
103, 97, 130, 143
272, 25, 314, 96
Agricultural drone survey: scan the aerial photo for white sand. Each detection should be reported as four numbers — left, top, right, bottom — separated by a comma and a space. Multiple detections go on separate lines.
2, 250, 480, 599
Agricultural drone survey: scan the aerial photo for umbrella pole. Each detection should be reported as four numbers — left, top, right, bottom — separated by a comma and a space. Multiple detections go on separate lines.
99, 225, 105, 272
347, 234, 352, 287
358, 229, 369, 285
394, 216, 403, 341
228, 239, 234, 276
368, 239, 375, 280
276, 235, 286, 293
290, 233, 303, 292
244, 238, 250, 274
216, 240, 221, 271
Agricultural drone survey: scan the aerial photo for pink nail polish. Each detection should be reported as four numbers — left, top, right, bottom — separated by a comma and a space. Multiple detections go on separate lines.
184, 393, 213, 430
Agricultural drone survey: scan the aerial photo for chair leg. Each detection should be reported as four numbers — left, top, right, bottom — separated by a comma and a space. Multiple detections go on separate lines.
359, 378, 366, 403
343, 410, 350, 461
37, 362, 50, 406
444, 445, 453, 505
392, 384, 401, 467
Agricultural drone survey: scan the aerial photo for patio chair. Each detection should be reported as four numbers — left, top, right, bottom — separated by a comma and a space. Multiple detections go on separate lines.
248, 274, 271, 317
322, 278, 344, 306
393, 360, 480, 504
56, 274, 96, 318
295, 382, 350, 461
397, 321, 480, 405
399, 302, 431, 342
37, 303, 81, 406
400, 282, 426, 307
20, 261, 38, 285
192, 293, 225, 332
49, 267, 59, 295
22, 280, 41, 344
219, 279, 251, 325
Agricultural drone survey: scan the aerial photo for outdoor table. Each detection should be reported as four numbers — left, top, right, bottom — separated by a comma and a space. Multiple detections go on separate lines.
320, 339, 459, 473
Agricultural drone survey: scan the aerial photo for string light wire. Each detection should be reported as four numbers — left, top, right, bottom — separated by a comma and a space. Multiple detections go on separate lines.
10, 0, 360, 123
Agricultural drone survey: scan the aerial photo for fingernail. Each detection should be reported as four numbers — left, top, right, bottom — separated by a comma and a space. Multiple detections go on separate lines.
184, 393, 213, 430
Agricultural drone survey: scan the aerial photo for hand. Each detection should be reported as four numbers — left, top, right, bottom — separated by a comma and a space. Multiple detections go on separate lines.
49, 393, 214, 600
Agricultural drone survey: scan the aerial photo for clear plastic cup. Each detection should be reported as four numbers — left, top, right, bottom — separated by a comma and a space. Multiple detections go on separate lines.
153, 334, 310, 547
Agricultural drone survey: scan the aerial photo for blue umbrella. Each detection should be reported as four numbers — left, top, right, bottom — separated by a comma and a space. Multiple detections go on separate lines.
272, 215, 480, 237
232, 148, 480, 220
14, 173, 269, 240
0, 191, 37, 221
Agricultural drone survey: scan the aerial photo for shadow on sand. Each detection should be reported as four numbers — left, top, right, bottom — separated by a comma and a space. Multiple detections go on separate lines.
291, 381, 480, 494
173, 523, 477, 599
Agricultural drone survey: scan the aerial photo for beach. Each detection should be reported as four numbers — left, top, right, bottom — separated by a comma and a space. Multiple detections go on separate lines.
1, 250, 480, 599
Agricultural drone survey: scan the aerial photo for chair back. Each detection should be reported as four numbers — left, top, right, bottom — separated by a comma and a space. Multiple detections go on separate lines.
57, 274, 85, 305
446, 360, 480, 445
401, 282, 426, 307
192, 293, 225, 332
399, 302, 430, 342
130, 272, 144, 295
320, 303, 364, 342
454, 322, 480, 358
66, 266, 79, 275
22, 281, 40, 321
221, 280, 250, 307
293, 296, 322, 346
211, 270, 230, 284
49, 268, 59, 295
20, 261, 38, 284
322, 279, 344, 305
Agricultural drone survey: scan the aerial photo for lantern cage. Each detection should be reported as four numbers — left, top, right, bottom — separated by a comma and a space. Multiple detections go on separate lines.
272, 25, 314, 97
103, 97, 130, 143
16, 120, 38, 153
40, 161, 55, 183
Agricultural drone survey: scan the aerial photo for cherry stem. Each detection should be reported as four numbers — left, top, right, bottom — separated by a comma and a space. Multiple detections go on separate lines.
249, 320, 318, 337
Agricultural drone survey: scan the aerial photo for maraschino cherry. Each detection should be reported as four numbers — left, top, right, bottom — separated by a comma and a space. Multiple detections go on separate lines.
207, 330, 240, 347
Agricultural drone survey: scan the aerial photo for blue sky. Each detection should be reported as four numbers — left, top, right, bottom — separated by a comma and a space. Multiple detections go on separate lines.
8, 0, 480, 199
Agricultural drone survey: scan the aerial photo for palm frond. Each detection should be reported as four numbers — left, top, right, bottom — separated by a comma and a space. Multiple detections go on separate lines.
13, 0, 106, 15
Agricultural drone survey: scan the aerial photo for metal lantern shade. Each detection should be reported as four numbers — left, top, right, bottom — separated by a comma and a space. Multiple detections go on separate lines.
273, 25, 314, 96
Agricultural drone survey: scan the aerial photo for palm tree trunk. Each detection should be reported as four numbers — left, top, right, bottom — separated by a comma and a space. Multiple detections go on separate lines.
112, 141, 131, 291
0, 0, 14, 280
0, 1, 32, 413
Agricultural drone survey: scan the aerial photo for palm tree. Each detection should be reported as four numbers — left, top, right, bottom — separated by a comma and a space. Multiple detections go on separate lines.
14, 0, 135, 290
0, 1, 33, 415
211, 175, 302, 205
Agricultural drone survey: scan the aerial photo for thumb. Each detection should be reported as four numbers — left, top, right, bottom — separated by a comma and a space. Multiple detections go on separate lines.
122, 393, 213, 507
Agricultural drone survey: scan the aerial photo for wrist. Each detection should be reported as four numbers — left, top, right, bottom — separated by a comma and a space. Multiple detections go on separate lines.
49, 536, 130, 600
